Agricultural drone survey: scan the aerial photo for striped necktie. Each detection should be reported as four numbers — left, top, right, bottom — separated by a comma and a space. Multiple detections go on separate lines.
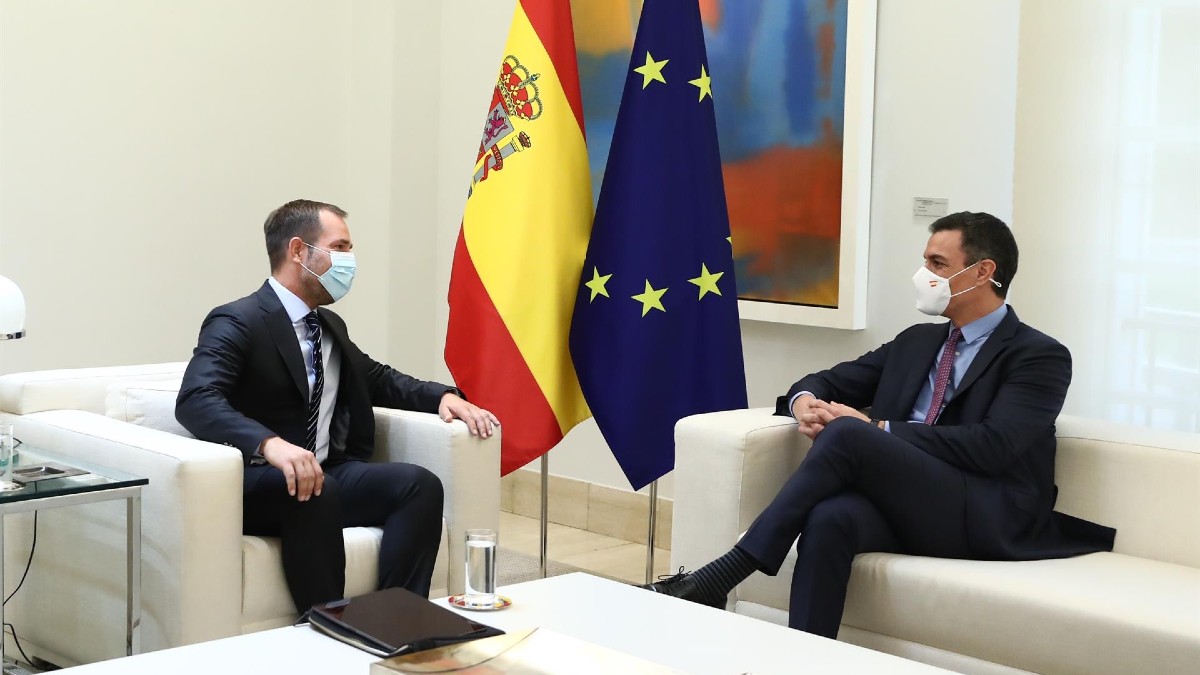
303, 311, 324, 453
924, 327, 962, 425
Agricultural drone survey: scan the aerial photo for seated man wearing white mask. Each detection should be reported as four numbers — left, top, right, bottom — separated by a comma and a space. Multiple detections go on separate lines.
176, 199, 498, 613
642, 211, 1115, 638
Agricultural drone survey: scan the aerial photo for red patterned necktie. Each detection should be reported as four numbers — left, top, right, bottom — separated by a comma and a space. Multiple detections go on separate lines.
924, 327, 962, 425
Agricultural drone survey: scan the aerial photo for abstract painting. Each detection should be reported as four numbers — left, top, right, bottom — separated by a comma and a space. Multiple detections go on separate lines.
572, 0, 875, 328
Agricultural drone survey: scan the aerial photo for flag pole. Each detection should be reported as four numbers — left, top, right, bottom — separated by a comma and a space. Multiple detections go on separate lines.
645, 479, 658, 583
539, 454, 549, 578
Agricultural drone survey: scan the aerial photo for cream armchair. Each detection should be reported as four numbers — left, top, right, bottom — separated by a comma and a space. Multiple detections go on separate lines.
672, 408, 1200, 675
0, 363, 500, 667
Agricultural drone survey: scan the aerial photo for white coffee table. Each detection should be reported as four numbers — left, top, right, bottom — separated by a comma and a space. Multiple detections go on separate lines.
440, 572, 950, 674
56, 573, 950, 674
52, 621, 376, 674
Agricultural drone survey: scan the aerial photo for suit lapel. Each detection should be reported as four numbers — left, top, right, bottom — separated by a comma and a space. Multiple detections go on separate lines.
316, 308, 361, 456
955, 306, 1019, 397
316, 308, 348, 355
317, 309, 359, 399
255, 282, 309, 400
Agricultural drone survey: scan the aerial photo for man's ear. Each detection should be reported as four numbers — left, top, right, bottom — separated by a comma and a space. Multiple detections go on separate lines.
288, 237, 307, 264
977, 259, 998, 285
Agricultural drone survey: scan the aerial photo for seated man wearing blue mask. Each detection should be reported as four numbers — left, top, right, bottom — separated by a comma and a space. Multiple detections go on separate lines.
176, 199, 499, 613
642, 211, 1115, 638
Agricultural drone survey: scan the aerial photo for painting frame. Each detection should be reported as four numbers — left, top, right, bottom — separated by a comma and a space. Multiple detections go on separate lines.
735, 0, 877, 330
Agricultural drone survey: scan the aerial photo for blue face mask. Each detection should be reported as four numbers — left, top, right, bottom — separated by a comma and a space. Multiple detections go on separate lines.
300, 242, 356, 302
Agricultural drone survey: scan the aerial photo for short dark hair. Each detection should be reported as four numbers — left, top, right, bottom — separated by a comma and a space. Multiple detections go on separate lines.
929, 211, 1018, 298
263, 199, 348, 271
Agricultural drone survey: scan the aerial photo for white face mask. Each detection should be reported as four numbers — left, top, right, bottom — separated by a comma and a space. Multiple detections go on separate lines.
911, 261, 999, 316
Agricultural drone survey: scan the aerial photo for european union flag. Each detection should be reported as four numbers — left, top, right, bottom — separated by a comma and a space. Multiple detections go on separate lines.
569, 0, 748, 490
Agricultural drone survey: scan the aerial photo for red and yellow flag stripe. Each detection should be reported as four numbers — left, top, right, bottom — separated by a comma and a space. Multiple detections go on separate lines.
446, 0, 592, 475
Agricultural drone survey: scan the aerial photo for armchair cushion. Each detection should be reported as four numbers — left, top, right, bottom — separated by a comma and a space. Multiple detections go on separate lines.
105, 379, 192, 438
239, 524, 451, 634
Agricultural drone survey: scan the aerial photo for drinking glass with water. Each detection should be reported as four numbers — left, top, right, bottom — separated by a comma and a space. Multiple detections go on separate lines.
0, 422, 15, 489
464, 528, 497, 607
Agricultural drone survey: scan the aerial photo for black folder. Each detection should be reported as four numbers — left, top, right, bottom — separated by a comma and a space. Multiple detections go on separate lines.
305, 587, 504, 658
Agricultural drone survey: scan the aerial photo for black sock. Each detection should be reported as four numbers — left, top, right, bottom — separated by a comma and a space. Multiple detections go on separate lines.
689, 546, 758, 600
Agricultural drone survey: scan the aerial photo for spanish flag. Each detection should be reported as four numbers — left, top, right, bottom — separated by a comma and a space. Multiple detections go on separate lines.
445, 0, 592, 476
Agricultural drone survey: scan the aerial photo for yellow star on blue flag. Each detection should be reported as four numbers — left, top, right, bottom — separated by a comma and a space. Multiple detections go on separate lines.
634, 52, 669, 89
584, 267, 612, 302
688, 263, 724, 299
688, 65, 712, 102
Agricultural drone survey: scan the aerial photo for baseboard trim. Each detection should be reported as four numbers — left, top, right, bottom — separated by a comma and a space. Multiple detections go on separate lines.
500, 469, 672, 550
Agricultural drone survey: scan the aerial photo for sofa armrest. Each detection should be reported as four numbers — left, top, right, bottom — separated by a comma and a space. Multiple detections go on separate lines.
672, 408, 809, 573
371, 408, 501, 595
2, 410, 244, 661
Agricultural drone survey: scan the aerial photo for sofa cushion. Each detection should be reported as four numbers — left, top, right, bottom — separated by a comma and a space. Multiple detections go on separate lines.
1053, 416, 1200, 568
739, 550, 1200, 675
240, 527, 380, 632
105, 379, 193, 438
0, 362, 188, 415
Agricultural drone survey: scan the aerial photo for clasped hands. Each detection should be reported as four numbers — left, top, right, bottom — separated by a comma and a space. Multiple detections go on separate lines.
791, 394, 871, 440
261, 393, 500, 501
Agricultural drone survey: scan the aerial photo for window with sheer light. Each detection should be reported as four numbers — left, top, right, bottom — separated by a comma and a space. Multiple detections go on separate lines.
1015, 0, 1199, 433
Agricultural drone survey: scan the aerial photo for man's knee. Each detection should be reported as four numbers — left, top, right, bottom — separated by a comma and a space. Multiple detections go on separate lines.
292, 475, 342, 523
807, 417, 874, 463
390, 463, 444, 510
799, 497, 862, 548
821, 416, 874, 443
413, 465, 444, 507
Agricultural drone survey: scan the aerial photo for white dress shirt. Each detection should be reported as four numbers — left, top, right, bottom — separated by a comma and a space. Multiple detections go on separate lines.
268, 277, 341, 463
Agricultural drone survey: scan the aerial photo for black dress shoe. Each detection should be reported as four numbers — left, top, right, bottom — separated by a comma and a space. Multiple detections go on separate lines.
638, 567, 725, 609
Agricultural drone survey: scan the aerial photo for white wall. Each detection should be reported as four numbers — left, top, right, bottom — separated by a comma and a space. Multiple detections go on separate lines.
0, 0, 435, 376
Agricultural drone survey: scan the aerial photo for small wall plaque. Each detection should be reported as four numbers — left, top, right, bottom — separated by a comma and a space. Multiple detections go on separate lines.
914, 197, 949, 217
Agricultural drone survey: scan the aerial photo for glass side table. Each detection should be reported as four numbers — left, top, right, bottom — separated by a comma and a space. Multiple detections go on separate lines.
0, 444, 147, 671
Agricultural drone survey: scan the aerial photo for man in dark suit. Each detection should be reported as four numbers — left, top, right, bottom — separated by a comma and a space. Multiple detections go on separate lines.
643, 212, 1115, 637
176, 199, 498, 614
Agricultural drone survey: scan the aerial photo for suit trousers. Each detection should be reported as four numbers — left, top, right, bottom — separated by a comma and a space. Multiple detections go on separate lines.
243, 458, 444, 613
738, 417, 973, 638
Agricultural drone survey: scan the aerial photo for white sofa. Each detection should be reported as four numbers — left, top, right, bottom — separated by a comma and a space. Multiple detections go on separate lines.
672, 408, 1200, 675
0, 362, 500, 667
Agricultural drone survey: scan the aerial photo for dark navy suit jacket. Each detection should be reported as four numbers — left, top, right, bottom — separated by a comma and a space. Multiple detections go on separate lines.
779, 306, 1115, 560
176, 282, 456, 464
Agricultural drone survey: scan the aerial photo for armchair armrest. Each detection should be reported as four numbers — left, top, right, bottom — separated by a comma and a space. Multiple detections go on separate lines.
3, 410, 244, 661
672, 408, 810, 572
371, 408, 501, 595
